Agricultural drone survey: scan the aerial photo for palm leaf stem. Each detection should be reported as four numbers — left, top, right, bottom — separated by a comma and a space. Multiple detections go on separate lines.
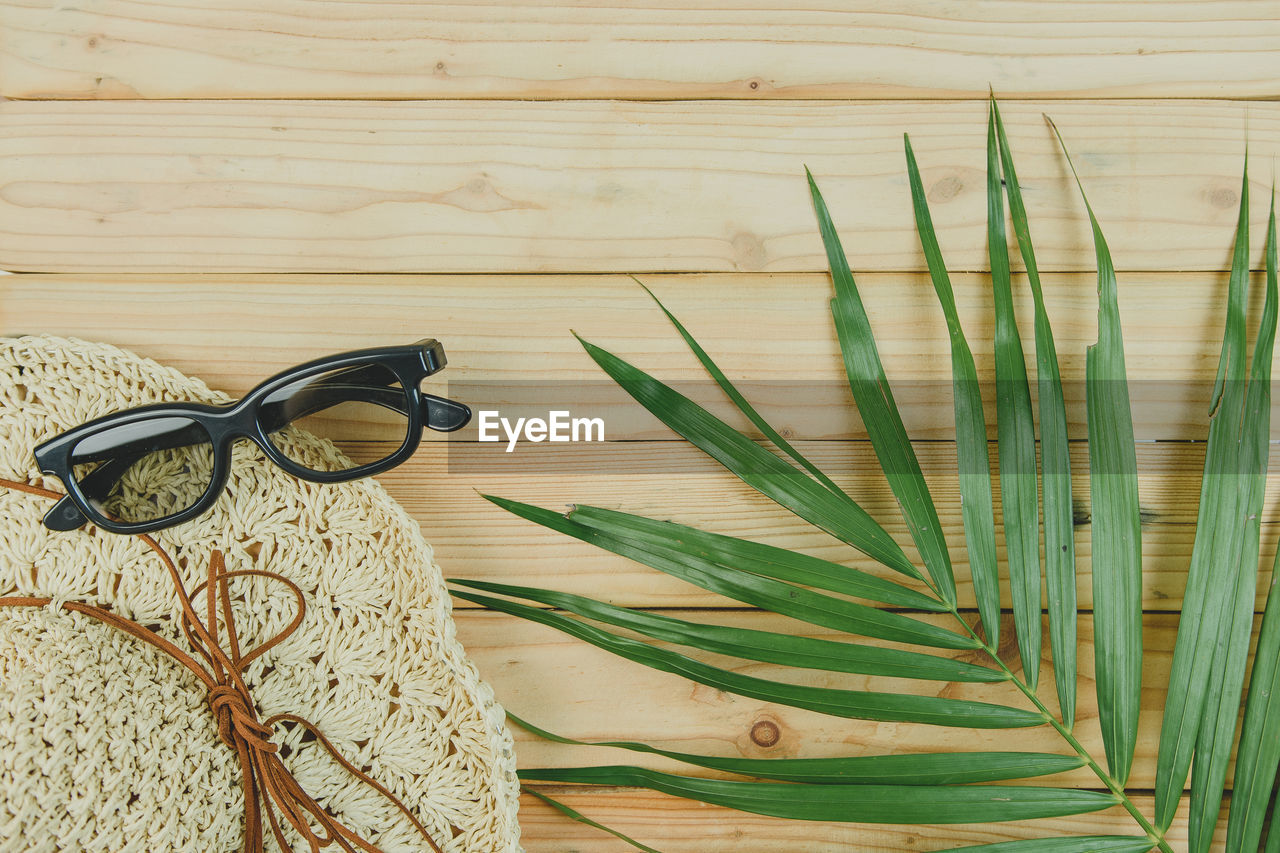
948, 610, 1172, 853
513, 593, 1176, 853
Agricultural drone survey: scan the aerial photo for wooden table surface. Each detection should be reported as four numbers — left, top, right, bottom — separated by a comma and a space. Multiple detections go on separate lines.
2, 3, 1279, 850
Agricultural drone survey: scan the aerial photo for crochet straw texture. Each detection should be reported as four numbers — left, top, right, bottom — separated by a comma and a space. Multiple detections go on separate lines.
0, 336, 521, 853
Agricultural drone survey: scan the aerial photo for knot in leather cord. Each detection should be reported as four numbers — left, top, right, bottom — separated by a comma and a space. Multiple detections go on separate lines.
208, 684, 277, 754
0, 478, 444, 853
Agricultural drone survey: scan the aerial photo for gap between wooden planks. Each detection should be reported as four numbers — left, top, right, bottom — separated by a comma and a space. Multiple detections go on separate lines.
456, 611, 1239, 792
0, 100, 1274, 273
514, 787, 1221, 852
0, 272, 1267, 442
0, 0, 1276, 101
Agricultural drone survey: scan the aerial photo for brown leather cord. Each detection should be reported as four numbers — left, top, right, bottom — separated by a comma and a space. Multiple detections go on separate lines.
0, 477, 445, 853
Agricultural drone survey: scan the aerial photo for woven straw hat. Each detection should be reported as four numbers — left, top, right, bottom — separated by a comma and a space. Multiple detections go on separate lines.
0, 335, 521, 852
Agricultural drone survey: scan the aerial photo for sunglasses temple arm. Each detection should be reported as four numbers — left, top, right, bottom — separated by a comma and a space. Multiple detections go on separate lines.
42, 495, 91, 531
258, 383, 404, 434
422, 394, 471, 432
259, 381, 471, 433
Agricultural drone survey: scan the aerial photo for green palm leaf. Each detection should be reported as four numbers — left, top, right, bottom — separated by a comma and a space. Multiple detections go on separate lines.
1050, 120, 1142, 787
487, 496, 973, 649
993, 99, 1077, 728
903, 132, 1001, 646
453, 578, 1003, 683
518, 766, 1117, 824
808, 168, 957, 605
1152, 160, 1257, 829
456, 589, 1042, 728
456, 104, 1266, 853
940, 839, 1152, 853
564, 503, 944, 611
987, 103, 1043, 689
508, 712, 1081, 784
1220, 191, 1278, 853
634, 276, 845, 497
1240, 559, 1280, 851
1186, 166, 1273, 853
521, 788, 664, 853
575, 333, 921, 579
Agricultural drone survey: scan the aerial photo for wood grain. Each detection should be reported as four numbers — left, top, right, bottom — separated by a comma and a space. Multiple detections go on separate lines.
1, 1, 1277, 101
0, 100, 1275, 273
402, 438, 1280, 614
0, 272, 1262, 441
514, 787, 1220, 852
8, 272, 1280, 612
454, 611, 1240, 792
2, 2, 1271, 846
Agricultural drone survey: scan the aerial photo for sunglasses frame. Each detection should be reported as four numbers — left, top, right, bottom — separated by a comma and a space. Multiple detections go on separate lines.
34, 340, 465, 535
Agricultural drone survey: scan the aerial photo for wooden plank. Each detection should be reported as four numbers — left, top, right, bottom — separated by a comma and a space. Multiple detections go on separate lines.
0, 100, 1274, 274
8, 273, 1276, 610
407, 439, 1280, 614
1, 1, 1276, 101
455, 611, 1238, 792
0, 272, 1263, 441
515, 787, 1220, 851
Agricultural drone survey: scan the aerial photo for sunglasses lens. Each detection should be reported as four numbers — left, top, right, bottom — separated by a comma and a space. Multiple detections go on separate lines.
69, 416, 216, 526
260, 362, 411, 472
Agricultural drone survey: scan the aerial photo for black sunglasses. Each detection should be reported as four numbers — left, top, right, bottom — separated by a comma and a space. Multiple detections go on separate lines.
34, 340, 471, 535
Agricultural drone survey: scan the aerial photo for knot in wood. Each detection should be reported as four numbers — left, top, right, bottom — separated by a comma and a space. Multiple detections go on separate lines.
750, 719, 781, 748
